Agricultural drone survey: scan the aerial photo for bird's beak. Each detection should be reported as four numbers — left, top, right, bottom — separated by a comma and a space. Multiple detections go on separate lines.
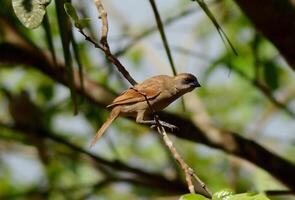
194, 81, 201, 88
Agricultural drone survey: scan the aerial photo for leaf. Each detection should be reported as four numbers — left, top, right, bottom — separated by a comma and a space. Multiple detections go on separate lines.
263, 61, 279, 91
213, 190, 270, 200
212, 189, 234, 200
64, 2, 78, 22
38, 84, 54, 100
42, 13, 57, 67
229, 193, 270, 200
55, 0, 78, 114
71, 31, 85, 100
75, 18, 91, 29
12, 0, 51, 29
179, 194, 210, 200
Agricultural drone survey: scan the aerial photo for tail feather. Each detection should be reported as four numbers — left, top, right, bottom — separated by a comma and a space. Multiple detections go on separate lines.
90, 107, 121, 147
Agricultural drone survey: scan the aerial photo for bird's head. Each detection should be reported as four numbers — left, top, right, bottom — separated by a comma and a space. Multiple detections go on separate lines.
174, 73, 201, 93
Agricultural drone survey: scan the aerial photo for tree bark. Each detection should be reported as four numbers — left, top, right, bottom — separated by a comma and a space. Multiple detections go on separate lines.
234, 0, 295, 71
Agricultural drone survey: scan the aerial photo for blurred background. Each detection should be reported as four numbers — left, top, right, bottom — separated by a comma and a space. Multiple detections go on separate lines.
0, 0, 295, 199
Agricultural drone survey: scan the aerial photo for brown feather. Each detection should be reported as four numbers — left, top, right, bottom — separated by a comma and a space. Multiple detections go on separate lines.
90, 106, 121, 147
107, 77, 165, 108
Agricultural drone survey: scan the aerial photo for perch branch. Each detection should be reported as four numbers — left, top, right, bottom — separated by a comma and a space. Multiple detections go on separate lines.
132, 88, 211, 197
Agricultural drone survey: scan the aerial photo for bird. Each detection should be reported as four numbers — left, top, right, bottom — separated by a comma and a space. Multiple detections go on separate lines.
90, 73, 201, 147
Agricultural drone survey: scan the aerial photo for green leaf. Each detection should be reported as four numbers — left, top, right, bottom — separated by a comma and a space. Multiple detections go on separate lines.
74, 18, 91, 29
12, 0, 51, 29
229, 193, 270, 200
179, 194, 210, 200
64, 2, 79, 22
263, 61, 279, 91
55, 0, 78, 114
212, 189, 234, 200
42, 13, 57, 67
71, 31, 85, 101
38, 84, 54, 100
213, 190, 270, 200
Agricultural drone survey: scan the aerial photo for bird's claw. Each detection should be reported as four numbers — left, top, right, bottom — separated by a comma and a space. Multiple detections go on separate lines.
150, 122, 179, 132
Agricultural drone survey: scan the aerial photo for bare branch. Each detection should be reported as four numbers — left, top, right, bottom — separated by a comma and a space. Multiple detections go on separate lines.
94, 0, 108, 45
91, 0, 137, 86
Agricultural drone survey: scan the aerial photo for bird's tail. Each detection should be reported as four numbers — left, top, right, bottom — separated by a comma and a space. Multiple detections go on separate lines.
90, 107, 121, 147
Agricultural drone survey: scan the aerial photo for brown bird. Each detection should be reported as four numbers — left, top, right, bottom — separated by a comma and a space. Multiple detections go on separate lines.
90, 73, 201, 147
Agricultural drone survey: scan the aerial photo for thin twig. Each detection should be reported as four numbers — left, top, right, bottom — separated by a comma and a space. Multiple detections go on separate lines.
148, 0, 187, 111
88, 0, 137, 86
132, 88, 211, 197
148, 0, 177, 75
156, 125, 211, 197
114, 7, 195, 57
94, 0, 108, 46
114, 0, 220, 57
229, 64, 295, 118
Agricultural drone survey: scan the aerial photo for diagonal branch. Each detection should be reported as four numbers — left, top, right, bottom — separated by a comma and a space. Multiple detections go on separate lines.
91, 0, 137, 86
132, 88, 211, 196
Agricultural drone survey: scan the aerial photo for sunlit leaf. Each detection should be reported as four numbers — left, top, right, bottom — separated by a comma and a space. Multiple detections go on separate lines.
212, 189, 234, 200
179, 194, 210, 200
229, 193, 270, 200
75, 18, 91, 30
64, 2, 78, 22
213, 190, 270, 200
12, 0, 51, 29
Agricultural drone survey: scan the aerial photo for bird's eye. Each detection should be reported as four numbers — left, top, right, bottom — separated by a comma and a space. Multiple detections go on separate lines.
182, 77, 195, 84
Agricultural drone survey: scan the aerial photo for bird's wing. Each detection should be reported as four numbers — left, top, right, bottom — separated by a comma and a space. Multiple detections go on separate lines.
107, 84, 161, 108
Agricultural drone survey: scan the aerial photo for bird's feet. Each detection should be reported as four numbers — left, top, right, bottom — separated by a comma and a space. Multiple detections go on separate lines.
150, 120, 179, 132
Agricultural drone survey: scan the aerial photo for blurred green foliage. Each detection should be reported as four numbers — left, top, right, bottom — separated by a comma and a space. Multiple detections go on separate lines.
0, 0, 294, 200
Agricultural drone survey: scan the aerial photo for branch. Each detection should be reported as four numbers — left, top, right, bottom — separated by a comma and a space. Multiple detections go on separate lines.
234, 0, 295, 71
148, 0, 177, 75
228, 64, 295, 118
132, 88, 211, 197
91, 0, 137, 86
1, 42, 295, 190
0, 121, 187, 194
